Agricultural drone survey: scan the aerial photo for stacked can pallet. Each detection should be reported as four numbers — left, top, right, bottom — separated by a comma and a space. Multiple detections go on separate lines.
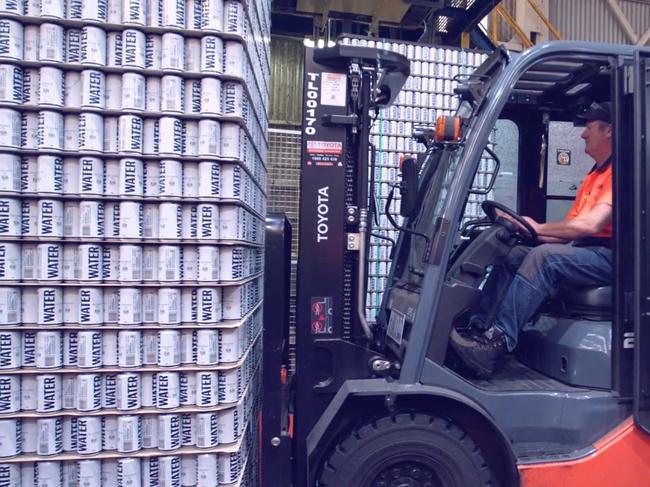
339, 36, 493, 321
0, 0, 269, 485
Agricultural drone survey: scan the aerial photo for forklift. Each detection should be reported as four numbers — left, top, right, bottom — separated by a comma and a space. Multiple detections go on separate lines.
263, 40, 650, 486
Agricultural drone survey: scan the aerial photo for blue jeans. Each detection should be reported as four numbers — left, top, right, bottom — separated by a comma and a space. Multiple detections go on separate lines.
476, 243, 613, 351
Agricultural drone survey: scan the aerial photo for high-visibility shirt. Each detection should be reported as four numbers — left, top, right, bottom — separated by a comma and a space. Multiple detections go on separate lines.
565, 159, 612, 238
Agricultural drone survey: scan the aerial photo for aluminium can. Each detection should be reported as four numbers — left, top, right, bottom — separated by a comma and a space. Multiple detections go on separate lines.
142, 330, 157, 363
116, 373, 141, 410
103, 373, 117, 407
118, 201, 143, 240
75, 374, 102, 411
141, 456, 159, 485
103, 116, 119, 153
180, 415, 193, 447
181, 205, 197, 240
196, 412, 219, 448
122, 0, 146, 25
223, 0, 244, 36
224, 41, 245, 78
36, 155, 63, 194
197, 161, 220, 198
200, 77, 222, 115
159, 456, 181, 487
35, 243, 62, 281
141, 245, 158, 280
34, 462, 62, 487
36, 417, 63, 455
142, 289, 158, 323
145, 77, 161, 112
158, 117, 184, 156
65, 28, 82, 63
196, 454, 218, 487
158, 202, 182, 240
145, 0, 160, 27
157, 414, 181, 451
0, 108, 21, 148
62, 330, 78, 364
102, 461, 119, 487
63, 72, 81, 108
181, 246, 198, 282
157, 288, 180, 324
143, 160, 160, 196
218, 451, 239, 484
78, 157, 103, 195
122, 29, 146, 69
184, 79, 201, 114
117, 458, 142, 487
38, 23, 64, 63
157, 330, 181, 366
103, 417, 118, 451
76, 416, 102, 455
181, 288, 198, 323
61, 244, 77, 280
38, 110, 64, 150
0, 20, 21, 61
35, 330, 62, 367
21, 288, 37, 324
117, 415, 141, 453
0, 64, 23, 104
63, 116, 79, 151
161, 32, 184, 71
21, 112, 40, 149
76, 329, 102, 366
179, 370, 196, 404
218, 368, 239, 403
200, 0, 223, 32
0, 198, 21, 236
0, 375, 20, 413
158, 245, 181, 282
140, 372, 155, 407
184, 120, 199, 156
80, 26, 106, 66
22, 25, 38, 62
78, 112, 104, 152
21, 376, 36, 409
200, 36, 222, 74
118, 288, 142, 325
217, 405, 241, 444
185, 38, 201, 72
161, 75, 184, 113
118, 330, 142, 367
81, 70, 105, 109
0, 242, 20, 280
107, 0, 121, 22
103, 289, 119, 323
195, 371, 218, 407
159, 159, 182, 197
105, 74, 122, 109
78, 460, 102, 487
222, 81, 244, 118
196, 204, 219, 240
41, 0, 65, 18
22, 67, 39, 103
181, 456, 197, 487
82, 0, 108, 21
39, 66, 64, 106
0, 464, 20, 485
197, 246, 219, 282
0, 0, 23, 15
119, 158, 144, 196
78, 244, 102, 281
106, 32, 123, 68
183, 162, 199, 197
145, 34, 162, 70
142, 204, 159, 239
142, 119, 159, 155
197, 120, 220, 157
196, 329, 218, 365
102, 245, 120, 282
119, 244, 142, 282
187, 0, 202, 29
156, 371, 180, 408
79, 201, 105, 239
161, 0, 185, 28
121, 72, 145, 111
61, 375, 75, 409
119, 115, 144, 154
219, 327, 241, 363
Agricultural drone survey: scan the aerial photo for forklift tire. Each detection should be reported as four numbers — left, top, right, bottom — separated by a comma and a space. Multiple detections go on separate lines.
318, 412, 494, 487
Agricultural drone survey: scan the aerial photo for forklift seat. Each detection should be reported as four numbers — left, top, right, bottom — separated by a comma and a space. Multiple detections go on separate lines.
559, 285, 612, 321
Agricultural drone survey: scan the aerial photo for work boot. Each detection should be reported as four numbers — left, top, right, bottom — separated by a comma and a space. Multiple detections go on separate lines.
450, 326, 508, 379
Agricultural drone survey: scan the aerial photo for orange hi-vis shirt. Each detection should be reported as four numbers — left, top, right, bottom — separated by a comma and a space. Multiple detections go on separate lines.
565, 160, 613, 238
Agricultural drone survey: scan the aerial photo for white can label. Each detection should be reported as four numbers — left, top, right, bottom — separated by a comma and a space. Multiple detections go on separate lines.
196, 371, 217, 407
157, 415, 181, 451
80, 26, 106, 66
0, 243, 20, 280
119, 115, 144, 153
0, 109, 22, 148
0, 20, 22, 60
158, 202, 182, 240
77, 329, 102, 364
184, 79, 201, 114
117, 415, 141, 453
37, 374, 61, 412
161, 32, 184, 71
158, 245, 181, 281
121, 72, 145, 111
201, 0, 223, 32
200, 36, 222, 73
0, 64, 23, 104
156, 371, 180, 408
37, 288, 62, 325
0, 375, 20, 413
81, 70, 105, 109
197, 204, 219, 239
37, 417, 63, 455
118, 288, 142, 325
200, 77, 221, 115
198, 162, 220, 198
119, 158, 144, 196
122, 29, 145, 68
76, 374, 102, 411
157, 288, 180, 324
196, 412, 219, 448
161, 75, 184, 113
116, 373, 140, 410
159, 159, 182, 197
36, 243, 62, 281
158, 117, 183, 155
198, 120, 220, 157
79, 157, 104, 195
77, 416, 102, 454
118, 330, 142, 367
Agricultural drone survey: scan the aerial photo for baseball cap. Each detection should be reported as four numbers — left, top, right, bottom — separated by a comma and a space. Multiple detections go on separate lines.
576, 101, 611, 124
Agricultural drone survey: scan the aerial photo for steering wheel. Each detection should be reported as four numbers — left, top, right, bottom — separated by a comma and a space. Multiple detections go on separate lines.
481, 200, 538, 244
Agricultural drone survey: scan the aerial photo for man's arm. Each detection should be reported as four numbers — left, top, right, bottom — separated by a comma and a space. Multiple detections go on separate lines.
524, 203, 612, 240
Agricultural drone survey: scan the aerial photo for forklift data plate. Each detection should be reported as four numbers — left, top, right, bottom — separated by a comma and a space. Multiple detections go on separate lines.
387, 310, 406, 345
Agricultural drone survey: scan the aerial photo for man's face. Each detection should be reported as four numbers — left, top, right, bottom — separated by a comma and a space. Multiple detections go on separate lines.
581, 120, 612, 158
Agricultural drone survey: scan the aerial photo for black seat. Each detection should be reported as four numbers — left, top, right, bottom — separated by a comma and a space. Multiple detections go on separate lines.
559, 286, 612, 320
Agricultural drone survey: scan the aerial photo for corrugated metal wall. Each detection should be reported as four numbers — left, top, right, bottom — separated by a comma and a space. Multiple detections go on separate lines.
550, 0, 650, 44
270, 36, 304, 126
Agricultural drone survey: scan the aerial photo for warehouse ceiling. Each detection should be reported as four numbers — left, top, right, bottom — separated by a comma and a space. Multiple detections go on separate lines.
272, 0, 501, 44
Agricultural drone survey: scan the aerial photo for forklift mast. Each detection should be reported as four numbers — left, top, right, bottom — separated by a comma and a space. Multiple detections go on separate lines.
282, 45, 410, 485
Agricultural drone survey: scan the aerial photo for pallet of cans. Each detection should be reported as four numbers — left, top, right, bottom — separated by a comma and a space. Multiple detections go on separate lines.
0, 0, 270, 484
339, 36, 494, 323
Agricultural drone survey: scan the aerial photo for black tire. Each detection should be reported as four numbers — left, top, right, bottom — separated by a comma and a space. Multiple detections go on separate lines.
318, 412, 494, 487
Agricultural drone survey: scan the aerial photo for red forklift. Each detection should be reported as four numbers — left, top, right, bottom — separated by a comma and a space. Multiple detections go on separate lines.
263, 41, 650, 486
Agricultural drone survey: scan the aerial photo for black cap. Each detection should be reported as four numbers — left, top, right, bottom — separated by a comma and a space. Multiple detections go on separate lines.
577, 101, 611, 124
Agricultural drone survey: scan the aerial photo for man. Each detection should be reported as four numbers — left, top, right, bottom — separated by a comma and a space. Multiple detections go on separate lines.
451, 101, 614, 378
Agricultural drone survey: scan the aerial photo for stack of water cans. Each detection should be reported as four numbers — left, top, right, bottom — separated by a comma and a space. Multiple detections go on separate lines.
0, 0, 269, 485
338, 36, 494, 321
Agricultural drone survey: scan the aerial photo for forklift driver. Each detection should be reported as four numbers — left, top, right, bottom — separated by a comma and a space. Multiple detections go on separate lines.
451, 101, 614, 378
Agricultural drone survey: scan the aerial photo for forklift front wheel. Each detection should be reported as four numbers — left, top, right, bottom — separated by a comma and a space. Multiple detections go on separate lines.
318, 412, 494, 487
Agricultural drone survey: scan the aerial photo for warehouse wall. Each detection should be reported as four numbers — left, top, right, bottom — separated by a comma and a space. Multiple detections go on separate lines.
269, 36, 304, 127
